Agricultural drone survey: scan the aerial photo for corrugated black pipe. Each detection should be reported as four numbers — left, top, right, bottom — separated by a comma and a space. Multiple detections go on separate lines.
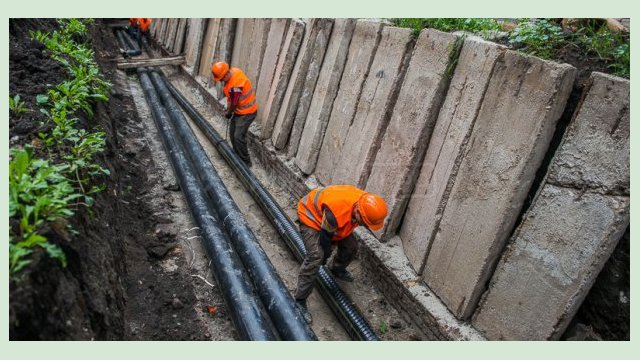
137, 68, 276, 341
116, 29, 141, 57
148, 71, 317, 341
161, 73, 380, 341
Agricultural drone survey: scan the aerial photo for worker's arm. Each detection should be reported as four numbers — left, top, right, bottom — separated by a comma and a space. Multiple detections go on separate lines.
226, 87, 242, 118
319, 208, 337, 264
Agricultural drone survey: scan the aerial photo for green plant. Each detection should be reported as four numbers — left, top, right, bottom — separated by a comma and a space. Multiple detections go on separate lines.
379, 320, 388, 335
571, 20, 630, 78
390, 18, 502, 39
9, 146, 80, 275
9, 95, 28, 115
508, 19, 564, 59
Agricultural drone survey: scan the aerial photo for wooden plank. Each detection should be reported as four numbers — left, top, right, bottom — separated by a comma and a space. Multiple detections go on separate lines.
117, 56, 185, 69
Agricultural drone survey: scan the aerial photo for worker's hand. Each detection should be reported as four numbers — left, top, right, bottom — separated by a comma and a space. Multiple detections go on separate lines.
319, 230, 332, 265
225, 112, 233, 119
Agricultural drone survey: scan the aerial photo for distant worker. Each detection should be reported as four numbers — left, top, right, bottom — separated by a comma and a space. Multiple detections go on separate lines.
128, 18, 151, 49
211, 61, 257, 167
138, 18, 152, 46
293, 184, 388, 324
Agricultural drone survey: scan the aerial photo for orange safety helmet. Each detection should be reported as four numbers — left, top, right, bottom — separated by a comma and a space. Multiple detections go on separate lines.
357, 193, 388, 231
211, 61, 230, 81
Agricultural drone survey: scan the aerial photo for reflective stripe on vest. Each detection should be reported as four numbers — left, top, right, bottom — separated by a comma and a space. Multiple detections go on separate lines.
297, 185, 365, 240
223, 68, 258, 115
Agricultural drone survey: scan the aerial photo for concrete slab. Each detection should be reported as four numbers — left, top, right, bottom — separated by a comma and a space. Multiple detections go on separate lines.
246, 19, 271, 88
397, 37, 506, 271
231, 18, 254, 71
213, 19, 236, 98
548, 73, 630, 195
157, 18, 168, 46
151, 18, 160, 38
173, 18, 188, 55
260, 19, 305, 140
472, 72, 630, 340
422, 51, 576, 320
330, 26, 413, 187
472, 185, 629, 339
197, 19, 221, 89
366, 29, 463, 245
166, 18, 178, 51
286, 19, 353, 159
301, 20, 382, 177
255, 19, 290, 135
272, 19, 334, 150
183, 19, 207, 76
230, 18, 246, 70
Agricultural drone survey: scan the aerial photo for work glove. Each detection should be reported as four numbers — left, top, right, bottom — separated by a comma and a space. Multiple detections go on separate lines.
319, 229, 333, 265
225, 112, 233, 119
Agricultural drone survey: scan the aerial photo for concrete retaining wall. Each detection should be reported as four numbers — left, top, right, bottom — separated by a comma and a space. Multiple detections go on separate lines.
183, 18, 206, 76
472, 72, 630, 340
153, 19, 629, 340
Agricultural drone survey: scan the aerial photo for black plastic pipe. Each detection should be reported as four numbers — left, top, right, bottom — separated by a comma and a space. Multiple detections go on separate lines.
148, 71, 317, 341
161, 73, 380, 341
137, 68, 276, 341
116, 29, 141, 57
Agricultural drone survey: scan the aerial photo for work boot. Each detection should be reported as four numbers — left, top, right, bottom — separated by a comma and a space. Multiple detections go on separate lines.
295, 299, 312, 324
330, 267, 354, 282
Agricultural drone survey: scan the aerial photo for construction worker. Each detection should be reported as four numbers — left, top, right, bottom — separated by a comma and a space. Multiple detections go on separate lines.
211, 61, 257, 167
293, 184, 388, 324
138, 18, 152, 46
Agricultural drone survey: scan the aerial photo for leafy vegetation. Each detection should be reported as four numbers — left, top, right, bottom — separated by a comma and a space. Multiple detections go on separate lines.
9, 18, 111, 278
9, 95, 28, 115
390, 18, 630, 78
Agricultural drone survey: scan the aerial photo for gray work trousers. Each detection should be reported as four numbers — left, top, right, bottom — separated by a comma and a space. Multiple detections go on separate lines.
293, 223, 359, 301
229, 112, 255, 164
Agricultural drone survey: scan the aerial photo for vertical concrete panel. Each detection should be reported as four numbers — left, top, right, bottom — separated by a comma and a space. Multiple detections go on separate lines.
472, 72, 630, 340
246, 19, 271, 87
151, 18, 160, 38
291, 19, 356, 164
366, 29, 462, 245
303, 20, 382, 177
423, 51, 576, 319
213, 18, 236, 98
255, 19, 290, 133
398, 37, 506, 271
330, 26, 412, 187
260, 19, 305, 140
183, 18, 207, 76
231, 19, 254, 70
197, 19, 221, 89
166, 18, 178, 51
173, 18, 188, 55
272, 19, 334, 150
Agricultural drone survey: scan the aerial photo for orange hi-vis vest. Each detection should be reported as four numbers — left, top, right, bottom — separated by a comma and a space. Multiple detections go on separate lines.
298, 185, 366, 241
129, 18, 139, 27
223, 67, 258, 115
139, 18, 152, 32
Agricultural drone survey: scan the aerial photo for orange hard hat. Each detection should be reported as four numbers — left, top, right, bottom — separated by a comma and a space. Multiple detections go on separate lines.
211, 61, 229, 81
357, 193, 388, 231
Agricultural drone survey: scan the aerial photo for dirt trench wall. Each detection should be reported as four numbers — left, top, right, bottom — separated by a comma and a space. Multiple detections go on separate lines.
151, 18, 630, 340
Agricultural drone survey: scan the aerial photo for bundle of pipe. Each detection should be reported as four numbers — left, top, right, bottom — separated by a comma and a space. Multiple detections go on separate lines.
116, 29, 141, 57
148, 70, 317, 341
137, 67, 276, 340
159, 72, 380, 341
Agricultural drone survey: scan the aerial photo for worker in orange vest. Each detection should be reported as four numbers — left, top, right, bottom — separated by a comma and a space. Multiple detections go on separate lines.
211, 61, 258, 167
128, 18, 152, 49
293, 184, 388, 324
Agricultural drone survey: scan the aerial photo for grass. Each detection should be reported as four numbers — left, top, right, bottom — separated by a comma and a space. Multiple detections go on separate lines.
9, 95, 28, 115
390, 18, 630, 78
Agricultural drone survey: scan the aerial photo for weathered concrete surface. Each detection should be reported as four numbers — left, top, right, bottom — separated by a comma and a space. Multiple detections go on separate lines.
230, 18, 249, 71
397, 37, 506, 271
245, 19, 271, 89
289, 19, 356, 162
548, 73, 630, 195
173, 18, 188, 55
330, 26, 413, 187
197, 19, 221, 90
301, 20, 382, 177
212, 19, 236, 97
157, 18, 168, 46
166, 18, 178, 51
364, 29, 459, 244
255, 19, 290, 133
272, 19, 334, 150
260, 19, 305, 140
285, 19, 336, 157
422, 51, 576, 320
183, 18, 206, 76
471, 185, 629, 340
151, 18, 161, 38
472, 72, 630, 340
